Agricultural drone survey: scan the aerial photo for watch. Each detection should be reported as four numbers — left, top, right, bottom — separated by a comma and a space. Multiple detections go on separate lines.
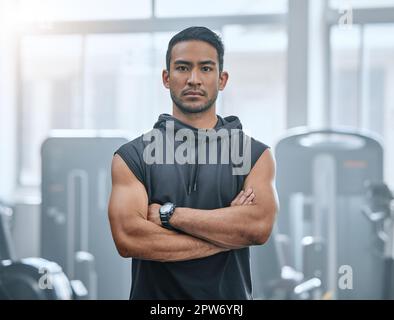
159, 202, 176, 230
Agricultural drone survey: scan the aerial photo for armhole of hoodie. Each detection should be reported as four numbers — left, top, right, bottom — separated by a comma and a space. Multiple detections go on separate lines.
113, 141, 146, 186
251, 138, 271, 169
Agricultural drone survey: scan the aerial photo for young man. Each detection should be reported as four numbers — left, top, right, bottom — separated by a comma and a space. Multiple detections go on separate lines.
108, 26, 279, 299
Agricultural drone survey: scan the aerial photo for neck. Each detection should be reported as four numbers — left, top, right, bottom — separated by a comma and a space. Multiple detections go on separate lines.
172, 105, 218, 129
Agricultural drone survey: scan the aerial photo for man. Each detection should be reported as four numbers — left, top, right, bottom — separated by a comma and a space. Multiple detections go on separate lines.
108, 26, 279, 300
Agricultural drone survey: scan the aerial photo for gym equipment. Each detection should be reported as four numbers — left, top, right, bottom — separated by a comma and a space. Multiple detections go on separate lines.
362, 182, 394, 299
0, 201, 87, 300
274, 128, 384, 299
251, 226, 325, 300
41, 131, 130, 299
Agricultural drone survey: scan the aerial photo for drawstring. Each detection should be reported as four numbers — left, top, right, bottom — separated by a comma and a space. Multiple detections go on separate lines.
188, 136, 200, 195
188, 164, 194, 195
193, 164, 199, 191
188, 161, 200, 195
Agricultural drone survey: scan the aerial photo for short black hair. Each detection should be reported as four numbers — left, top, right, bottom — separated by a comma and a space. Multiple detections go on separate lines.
166, 26, 225, 73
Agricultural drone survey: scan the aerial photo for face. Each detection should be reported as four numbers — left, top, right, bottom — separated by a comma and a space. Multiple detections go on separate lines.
162, 40, 228, 114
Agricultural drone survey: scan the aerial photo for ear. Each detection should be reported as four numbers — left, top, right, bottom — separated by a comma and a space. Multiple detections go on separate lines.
218, 71, 229, 91
162, 69, 170, 89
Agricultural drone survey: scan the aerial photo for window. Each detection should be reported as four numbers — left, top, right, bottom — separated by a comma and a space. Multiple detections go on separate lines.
330, 24, 394, 188
18, 32, 176, 186
15, 1, 289, 187
20, 35, 82, 186
331, 26, 361, 129
83, 33, 172, 133
155, 0, 287, 17
330, 0, 394, 9
222, 25, 287, 148
16, 0, 151, 21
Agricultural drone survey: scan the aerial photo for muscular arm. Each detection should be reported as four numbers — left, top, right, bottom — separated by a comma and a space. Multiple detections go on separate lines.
108, 154, 229, 262
163, 149, 279, 249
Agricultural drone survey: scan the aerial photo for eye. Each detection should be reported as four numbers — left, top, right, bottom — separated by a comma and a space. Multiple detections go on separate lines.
202, 66, 212, 72
176, 66, 188, 72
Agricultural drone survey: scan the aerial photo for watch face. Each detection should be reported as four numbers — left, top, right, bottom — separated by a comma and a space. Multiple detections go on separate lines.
161, 203, 172, 213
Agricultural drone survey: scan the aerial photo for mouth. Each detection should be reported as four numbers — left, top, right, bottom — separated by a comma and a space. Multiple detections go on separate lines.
183, 91, 204, 96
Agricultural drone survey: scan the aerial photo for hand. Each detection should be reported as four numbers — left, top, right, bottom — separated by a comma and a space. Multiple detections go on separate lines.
148, 203, 162, 226
231, 188, 255, 207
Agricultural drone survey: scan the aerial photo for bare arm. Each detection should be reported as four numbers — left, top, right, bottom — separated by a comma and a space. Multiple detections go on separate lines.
108, 154, 231, 262
152, 149, 279, 249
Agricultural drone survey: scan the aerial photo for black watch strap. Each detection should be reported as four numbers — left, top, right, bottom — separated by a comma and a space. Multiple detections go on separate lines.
159, 202, 176, 230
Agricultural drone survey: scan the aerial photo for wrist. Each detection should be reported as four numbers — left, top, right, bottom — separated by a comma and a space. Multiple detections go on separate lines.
169, 207, 187, 230
168, 207, 179, 228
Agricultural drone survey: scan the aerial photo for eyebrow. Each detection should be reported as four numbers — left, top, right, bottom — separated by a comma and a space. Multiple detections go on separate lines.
173, 60, 216, 66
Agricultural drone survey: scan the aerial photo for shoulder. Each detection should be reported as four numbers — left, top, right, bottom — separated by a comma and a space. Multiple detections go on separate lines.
114, 126, 163, 158
246, 140, 276, 184
113, 133, 150, 185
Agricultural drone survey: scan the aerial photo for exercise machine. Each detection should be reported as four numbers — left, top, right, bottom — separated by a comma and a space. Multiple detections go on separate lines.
41, 131, 130, 299
251, 226, 326, 300
0, 200, 87, 300
362, 182, 394, 299
273, 128, 384, 299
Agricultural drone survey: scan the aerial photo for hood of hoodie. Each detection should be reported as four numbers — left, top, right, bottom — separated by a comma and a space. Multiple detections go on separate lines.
153, 113, 243, 195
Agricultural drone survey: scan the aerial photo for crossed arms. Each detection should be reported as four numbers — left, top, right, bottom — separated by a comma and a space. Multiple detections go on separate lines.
108, 149, 279, 262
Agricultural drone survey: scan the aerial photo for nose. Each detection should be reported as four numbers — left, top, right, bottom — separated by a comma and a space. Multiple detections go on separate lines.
187, 69, 202, 86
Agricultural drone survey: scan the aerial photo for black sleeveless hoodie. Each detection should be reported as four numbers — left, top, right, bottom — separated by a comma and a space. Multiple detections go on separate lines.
114, 113, 270, 299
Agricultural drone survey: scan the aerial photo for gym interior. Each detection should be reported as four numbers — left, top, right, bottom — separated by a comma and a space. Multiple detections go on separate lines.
1, 0, 394, 299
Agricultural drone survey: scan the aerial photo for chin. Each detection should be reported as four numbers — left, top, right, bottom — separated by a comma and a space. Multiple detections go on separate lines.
182, 105, 210, 114
185, 103, 204, 110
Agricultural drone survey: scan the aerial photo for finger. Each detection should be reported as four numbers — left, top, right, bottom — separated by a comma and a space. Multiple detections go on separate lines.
239, 188, 253, 204
241, 193, 255, 206
245, 193, 255, 203
238, 193, 248, 204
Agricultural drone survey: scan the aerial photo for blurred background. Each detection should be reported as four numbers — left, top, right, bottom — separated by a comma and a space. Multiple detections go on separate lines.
0, 0, 394, 300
